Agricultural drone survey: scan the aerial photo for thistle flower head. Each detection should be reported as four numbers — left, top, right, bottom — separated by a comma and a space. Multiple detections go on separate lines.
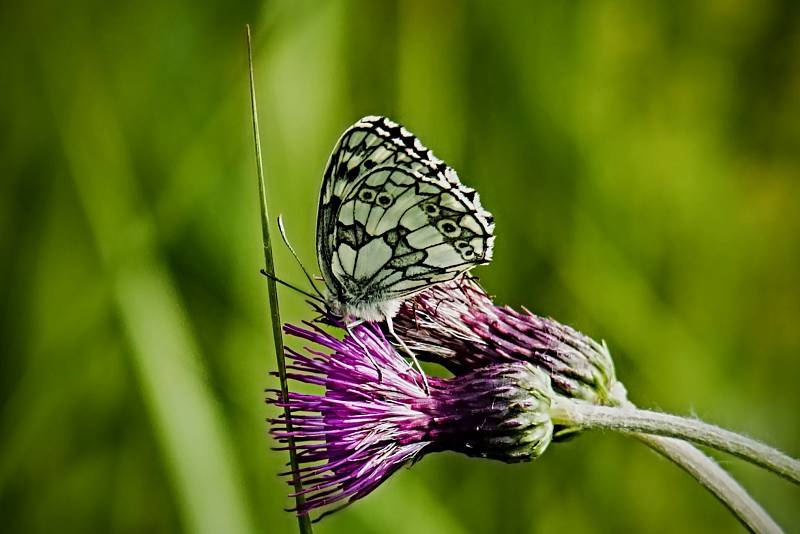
269, 321, 554, 519
394, 278, 625, 406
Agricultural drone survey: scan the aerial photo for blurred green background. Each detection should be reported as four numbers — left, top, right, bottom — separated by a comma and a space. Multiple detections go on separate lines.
2, 0, 799, 532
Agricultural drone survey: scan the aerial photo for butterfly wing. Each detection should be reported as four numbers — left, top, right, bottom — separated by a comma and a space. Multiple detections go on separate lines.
317, 116, 494, 317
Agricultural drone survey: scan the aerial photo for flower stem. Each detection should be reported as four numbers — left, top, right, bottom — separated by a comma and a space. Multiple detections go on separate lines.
550, 399, 800, 485
635, 435, 782, 534
247, 25, 313, 534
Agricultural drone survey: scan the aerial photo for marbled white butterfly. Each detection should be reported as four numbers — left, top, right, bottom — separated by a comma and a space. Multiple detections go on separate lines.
316, 115, 495, 325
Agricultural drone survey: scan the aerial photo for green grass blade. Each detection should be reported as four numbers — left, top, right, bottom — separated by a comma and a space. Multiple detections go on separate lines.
246, 24, 313, 534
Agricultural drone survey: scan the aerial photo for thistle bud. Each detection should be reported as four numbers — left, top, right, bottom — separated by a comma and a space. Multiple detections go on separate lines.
394, 279, 625, 406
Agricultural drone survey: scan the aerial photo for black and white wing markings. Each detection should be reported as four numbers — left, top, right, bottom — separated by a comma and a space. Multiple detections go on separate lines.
321, 115, 494, 225
327, 165, 494, 304
316, 115, 495, 320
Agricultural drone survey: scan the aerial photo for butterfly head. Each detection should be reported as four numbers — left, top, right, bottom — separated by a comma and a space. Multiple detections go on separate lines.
324, 291, 402, 324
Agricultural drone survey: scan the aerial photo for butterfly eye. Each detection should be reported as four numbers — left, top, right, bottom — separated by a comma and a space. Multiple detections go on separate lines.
423, 203, 440, 217
376, 192, 393, 207
358, 189, 377, 202
437, 219, 461, 238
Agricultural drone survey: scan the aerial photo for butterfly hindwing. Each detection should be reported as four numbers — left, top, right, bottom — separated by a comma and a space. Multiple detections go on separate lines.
317, 116, 494, 319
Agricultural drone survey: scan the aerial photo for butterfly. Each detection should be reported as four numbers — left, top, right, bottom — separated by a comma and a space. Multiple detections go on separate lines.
316, 115, 495, 326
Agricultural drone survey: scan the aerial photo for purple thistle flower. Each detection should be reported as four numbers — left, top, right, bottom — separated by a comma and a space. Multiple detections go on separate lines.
393, 278, 626, 406
268, 321, 554, 519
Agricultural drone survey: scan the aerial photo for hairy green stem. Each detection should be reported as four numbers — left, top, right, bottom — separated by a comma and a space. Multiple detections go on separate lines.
550, 399, 800, 486
635, 435, 782, 533
247, 25, 313, 533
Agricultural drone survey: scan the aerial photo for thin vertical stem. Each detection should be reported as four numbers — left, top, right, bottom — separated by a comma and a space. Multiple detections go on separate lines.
246, 25, 313, 533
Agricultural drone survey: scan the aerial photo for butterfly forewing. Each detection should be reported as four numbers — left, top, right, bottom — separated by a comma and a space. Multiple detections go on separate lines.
317, 116, 495, 320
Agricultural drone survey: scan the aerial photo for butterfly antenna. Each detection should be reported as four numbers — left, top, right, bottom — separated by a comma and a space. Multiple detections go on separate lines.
385, 315, 430, 395
277, 215, 326, 300
259, 269, 324, 302
345, 322, 383, 382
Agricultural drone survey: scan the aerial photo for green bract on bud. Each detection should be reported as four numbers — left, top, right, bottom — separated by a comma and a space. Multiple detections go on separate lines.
425, 362, 555, 463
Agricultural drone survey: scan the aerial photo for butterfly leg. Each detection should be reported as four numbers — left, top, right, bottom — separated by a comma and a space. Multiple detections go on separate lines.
385, 315, 430, 395
345, 321, 383, 382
